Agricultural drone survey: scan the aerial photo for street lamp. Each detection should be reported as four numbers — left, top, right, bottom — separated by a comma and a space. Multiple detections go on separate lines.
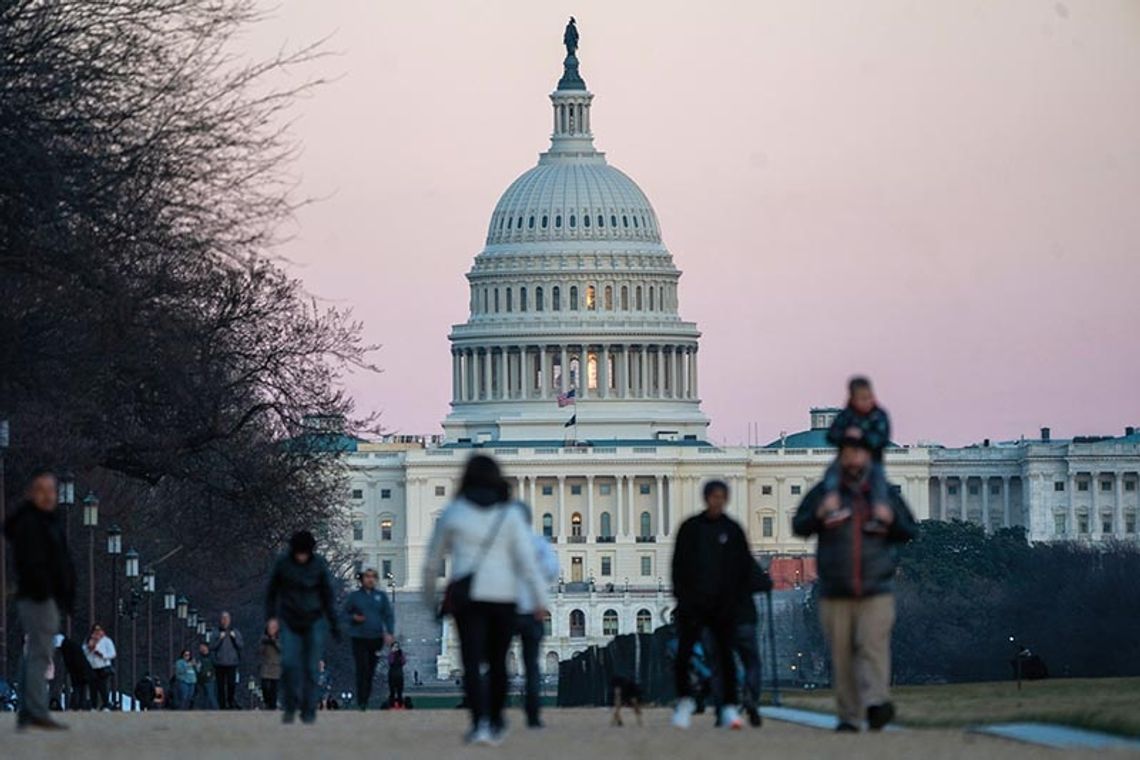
0, 418, 9, 680
143, 568, 156, 679
124, 549, 140, 704
164, 588, 177, 678
59, 471, 76, 508
188, 608, 198, 630
106, 525, 122, 644
125, 549, 140, 579
83, 494, 99, 639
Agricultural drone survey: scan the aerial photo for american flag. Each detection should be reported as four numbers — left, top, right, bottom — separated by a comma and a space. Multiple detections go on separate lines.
557, 388, 576, 407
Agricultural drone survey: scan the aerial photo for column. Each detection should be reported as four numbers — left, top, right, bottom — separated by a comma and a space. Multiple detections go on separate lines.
560, 345, 569, 394
498, 347, 508, 400
579, 345, 589, 400
617, 345, 627, 398
1067, 473, 1077, 536
450, 350, 459, 401
626, 476, 636, 537
558, 475, 567, 539
1090, 472, 1100, 539
691, 347, 699, 398
960, 477, 968, 521
939, 477, 947, 522
599, 345, 609, 399
616, 475, 625, 538
981, 477, 990, 532
1113, 472, 1123, 536
654, 347, 664, 398
675, 347, 684, 400
1002, 476, 1012, 528
639, 346, 648, 397
541, 347, 551, 399
586, 475, 595, 541
481, 347, 491, 400
654, 475, 664, 537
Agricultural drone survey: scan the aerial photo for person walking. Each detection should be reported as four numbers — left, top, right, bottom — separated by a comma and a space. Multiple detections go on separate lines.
174, 649, 197, 709
3, 469, 76, 730
211, 611, 243, 709
259, 618, 283, 710
793, 436, 918, 732
670, 480, 754, 730
387, 642, 406, 707
85, 624, 116, 710
195, 642, 218, 710
343, 567, 395, 710
514, 506, 559, 729
422, 455, 548, 747
264, 530, 340, 724
57, 633, 93, 711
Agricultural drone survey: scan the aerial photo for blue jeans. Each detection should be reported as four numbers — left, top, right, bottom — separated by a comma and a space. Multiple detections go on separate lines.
176, 681, 196, 710
281, 619, 326, 719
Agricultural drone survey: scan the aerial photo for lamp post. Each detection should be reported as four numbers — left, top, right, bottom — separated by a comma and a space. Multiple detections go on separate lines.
106, 525, 122, 708
0, 418, 9, 680
82, 493, 100, 632
176, 596, 189, 653
125, 549, 139, 706
164, 588, 176, 678
143, 568, 156, 679
387, 572, 396, 606
186, 608, 198, 653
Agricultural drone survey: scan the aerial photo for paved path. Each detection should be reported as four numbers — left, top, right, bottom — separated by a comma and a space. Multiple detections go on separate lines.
3, 709, 1134, 759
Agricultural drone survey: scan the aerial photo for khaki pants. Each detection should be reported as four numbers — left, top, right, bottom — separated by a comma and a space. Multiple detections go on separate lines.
819, 594, 895, 725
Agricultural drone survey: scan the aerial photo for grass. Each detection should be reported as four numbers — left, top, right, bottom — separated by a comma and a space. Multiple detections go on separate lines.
780, 677, 1140, 737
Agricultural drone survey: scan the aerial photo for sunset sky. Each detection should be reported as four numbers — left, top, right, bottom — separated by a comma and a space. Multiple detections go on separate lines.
245, 0, 1140, 446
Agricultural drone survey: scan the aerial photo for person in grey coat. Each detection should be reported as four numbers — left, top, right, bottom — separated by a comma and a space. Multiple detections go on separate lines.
210, 611, 244, 709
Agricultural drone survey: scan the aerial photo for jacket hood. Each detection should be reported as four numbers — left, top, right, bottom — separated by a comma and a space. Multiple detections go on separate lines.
460, 485, 502, 508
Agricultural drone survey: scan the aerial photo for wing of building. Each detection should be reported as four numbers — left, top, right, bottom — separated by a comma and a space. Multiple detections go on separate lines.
343, 30, 1140, 680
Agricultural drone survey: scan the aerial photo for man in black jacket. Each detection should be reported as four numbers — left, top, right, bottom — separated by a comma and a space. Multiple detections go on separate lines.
3, 469, 76, 730
265, 530, 340, 724
793, 437, 918, 732
670, 480, 753, 730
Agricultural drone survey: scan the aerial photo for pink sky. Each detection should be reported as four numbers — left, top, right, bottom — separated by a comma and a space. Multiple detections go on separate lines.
246, 1, 1140, 446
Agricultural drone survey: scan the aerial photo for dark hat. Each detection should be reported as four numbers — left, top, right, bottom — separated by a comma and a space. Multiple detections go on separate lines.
289, 530, 316, 554
838, 435, 872, 452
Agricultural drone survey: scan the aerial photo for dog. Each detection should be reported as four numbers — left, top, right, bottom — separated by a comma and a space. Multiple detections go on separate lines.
610, 676, 643, 727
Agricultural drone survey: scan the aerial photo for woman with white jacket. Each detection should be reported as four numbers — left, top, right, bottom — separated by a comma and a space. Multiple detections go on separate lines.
422, 455, 548, 746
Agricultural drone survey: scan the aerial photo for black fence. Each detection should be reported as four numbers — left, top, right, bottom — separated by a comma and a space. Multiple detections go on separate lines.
558, 628, 678, 707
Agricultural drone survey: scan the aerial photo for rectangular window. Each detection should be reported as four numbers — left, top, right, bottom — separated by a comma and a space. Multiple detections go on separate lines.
435, 485, 446, 497
1078, 481, 1089, 492
948, 485, 958, 496
1078, 515, 1089, 534
542, 485, 553, 496
570, 484, 582, 496
990, 483, 1000, 495
1100, 480, 1112, 492
790, 485, 801, 496
1054, 514, 1066, 535
1102, 518, 1113, 534
382, 559, 393, 580
1127, 516, 1136, 533
351, 489, 364, 500
380, 488, 392, 499
352, 520, 364, 542
761, 485, 772, 496
1126, 481, 1136, 492
602, 615, 618, 637
380, 518, 393, 541
762, 516, 774, 538
600, 556, 612, 576
599, 483, 612, 496
639, 483, 651, 495
1054, 481, 1065, 492
968, 484, 979, 496
640, 556, 652, 576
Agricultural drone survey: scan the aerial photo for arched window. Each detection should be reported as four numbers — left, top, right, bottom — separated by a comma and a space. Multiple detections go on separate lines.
520, 286, 528, 312
611, 214, 618, 227
600, 512, 612, 538
583, 214, 590, 228
586, 285, 596, 310
598, 214, 605, 228
542, 513, 554, 538
544, 651, 560, 674
517, 216, 523, 230
542, 612, 553, 637
635, 286, 643, 310
569, 214, 576, 228
483, 288, 489, 313
552, 286, 561, 311
494, 289, 500, 313
636, 609, 653, 634
498, 216, 505, 230
569, 286, 579, 311
507, 216, 513, 230
542, 215, 549, 229
569, 610, 586, 638
528, 215, 535, 229
380, 516, 394, 542
571, 512, 583, 537
622, 215, 629, 228
604, 286, 613, 310
648, 287, 655, 311
620, 286, 629, 310
535, 286, 544, 312
640, 511, 652, 538
555, 214, 562, 228
602, 609, 619, 637
505, 288, 512, 313
569, 356, 580, 389
633, 216, 640, 228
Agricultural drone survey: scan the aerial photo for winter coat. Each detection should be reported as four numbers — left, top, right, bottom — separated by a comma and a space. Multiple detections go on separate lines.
344, 588, 395, 640
175, 659, 197, 685
265, 552, 339, 634
826, 405, 892, 461
792, 480, 918, 599
211, 627, 244, 667
2, 500, 77, 611
671, 511, 753, 616
259, 636, 282, 680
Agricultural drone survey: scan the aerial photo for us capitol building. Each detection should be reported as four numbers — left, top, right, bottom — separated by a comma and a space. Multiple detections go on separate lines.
341, 24, 1140, 679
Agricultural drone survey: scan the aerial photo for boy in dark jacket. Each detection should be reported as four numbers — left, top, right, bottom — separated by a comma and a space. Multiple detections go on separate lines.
793, 437, 917, 732
822, 376, 892, 525
265, 530, 339, 724
670, 480, 753, 730
343, 567, 395, 710
3, 470, 75, 730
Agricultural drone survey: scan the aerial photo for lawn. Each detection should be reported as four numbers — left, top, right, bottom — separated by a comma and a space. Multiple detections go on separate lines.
780, 677, 1140, 737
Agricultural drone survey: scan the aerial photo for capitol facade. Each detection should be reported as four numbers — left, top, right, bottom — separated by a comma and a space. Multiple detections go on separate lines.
344, 31, 1140, 679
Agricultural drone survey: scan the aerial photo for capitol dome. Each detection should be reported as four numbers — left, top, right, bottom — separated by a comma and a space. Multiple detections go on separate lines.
444, 23, 709, 445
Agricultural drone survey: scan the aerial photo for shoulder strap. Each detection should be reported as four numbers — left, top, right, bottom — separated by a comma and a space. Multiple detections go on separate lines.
471, 506, 511, 576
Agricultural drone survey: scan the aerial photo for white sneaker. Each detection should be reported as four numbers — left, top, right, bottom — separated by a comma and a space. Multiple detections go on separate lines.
467, 720, 495, 746
672, 697, 696, 729
720, 705, 744, 730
